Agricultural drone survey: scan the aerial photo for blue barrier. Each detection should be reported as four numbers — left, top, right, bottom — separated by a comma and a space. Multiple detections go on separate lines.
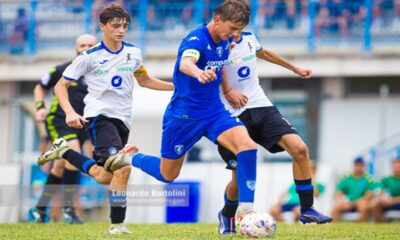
165, 181, 201, 223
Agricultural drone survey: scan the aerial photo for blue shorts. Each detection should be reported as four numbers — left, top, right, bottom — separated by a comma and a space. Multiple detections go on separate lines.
161, 110, 243, 159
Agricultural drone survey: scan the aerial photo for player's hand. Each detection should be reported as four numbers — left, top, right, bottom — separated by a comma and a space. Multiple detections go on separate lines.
66, 111, 88, 129
225, 89, 248, 109
294, 67, 312, 79
35, 108, 48, 123
197, 68, 217, 84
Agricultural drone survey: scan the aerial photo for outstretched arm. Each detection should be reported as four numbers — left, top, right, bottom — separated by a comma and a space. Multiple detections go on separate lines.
54, 77, 87, 129
256, 48, 312, 79
134, 66, 174, 91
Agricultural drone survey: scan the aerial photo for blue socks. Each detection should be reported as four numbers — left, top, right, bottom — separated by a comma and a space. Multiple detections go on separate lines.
132, 153, 172, 183
236, 149, 257, 203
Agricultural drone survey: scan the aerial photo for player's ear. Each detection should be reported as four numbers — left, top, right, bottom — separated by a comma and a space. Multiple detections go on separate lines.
99, 23, 106, 31
213, 15, 221, 24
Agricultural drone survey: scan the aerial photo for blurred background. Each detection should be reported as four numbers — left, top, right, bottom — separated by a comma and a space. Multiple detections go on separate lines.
0, 0, 399, 225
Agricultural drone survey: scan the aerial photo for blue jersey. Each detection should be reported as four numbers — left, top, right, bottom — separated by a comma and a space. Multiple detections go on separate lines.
166, 25, 231, 120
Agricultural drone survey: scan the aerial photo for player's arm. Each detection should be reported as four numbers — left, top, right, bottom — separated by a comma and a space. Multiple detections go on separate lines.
256, 48, 312, 79
134, 65, 174, 91
33, 84, 48, 122
54, 77, 88, 129
179, 52, 216, 84
221, 69, 248, 108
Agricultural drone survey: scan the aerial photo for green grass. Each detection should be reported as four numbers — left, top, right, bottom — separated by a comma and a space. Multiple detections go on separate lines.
0, 222, 399, 240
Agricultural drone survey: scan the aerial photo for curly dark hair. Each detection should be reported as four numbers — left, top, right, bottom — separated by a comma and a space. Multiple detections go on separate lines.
214, 0, 250, 26
99, 4, 131, 25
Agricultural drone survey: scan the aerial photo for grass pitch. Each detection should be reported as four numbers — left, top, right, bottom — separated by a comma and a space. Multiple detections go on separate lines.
0, 222, 399, 239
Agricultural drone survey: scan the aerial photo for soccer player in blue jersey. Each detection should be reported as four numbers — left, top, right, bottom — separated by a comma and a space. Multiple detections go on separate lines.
38, 4, 174, 234
106, 0, 258, 221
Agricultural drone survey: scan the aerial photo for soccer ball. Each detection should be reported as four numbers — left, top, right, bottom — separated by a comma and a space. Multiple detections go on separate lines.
239, 211, 277, 238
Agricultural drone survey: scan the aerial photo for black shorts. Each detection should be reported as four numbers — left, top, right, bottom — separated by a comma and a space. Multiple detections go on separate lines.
86, 115, 130, 166
45, 113, 87, 144
218, 106, 298, 170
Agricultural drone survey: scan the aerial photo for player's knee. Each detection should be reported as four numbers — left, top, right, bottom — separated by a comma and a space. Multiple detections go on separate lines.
96, 173, 112, 185
113, 166, 132, 181
237, 139, 257, 152
290, 143, 309, 160
51, 161, 65, 176
161, 169, 180, 182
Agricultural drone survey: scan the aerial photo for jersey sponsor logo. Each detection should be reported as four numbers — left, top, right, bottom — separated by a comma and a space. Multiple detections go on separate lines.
188, 36, 199, 41
246, 180, 256, 191
111, 75, 123, 89
205, 60, 227, 73
117, 66, 135, 72
216, 46, 223, 57
94, 69, 108, 76
174, 145, 184, 155
238, 66, 251, 81
225, 54, 256, 66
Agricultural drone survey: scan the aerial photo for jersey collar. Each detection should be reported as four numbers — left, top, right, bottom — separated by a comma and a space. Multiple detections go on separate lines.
101, 41, 125, 54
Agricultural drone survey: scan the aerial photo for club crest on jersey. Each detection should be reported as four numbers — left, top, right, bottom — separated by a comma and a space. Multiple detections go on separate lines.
246, 180, 256, 191
229, 160, 237, 169
174, 145, 184, 155
108, 147, 117, 155
216, 46, 223, 57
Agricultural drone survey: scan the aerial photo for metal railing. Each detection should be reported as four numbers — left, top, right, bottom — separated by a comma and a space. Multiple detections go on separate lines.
1, 0, 399, 56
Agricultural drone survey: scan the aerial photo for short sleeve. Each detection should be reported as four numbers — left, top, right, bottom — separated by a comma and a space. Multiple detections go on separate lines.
63, 53, 91, 81
39, 66, 57, 89
336, 177, 347, 193
180, 32, 205, 62
250, 33, 262, 52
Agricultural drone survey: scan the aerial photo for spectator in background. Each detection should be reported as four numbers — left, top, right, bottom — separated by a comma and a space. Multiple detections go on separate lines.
371, 159, 400, 222
315, 0, 348, 37
343, 0, 366, 30
331, 157, 375, 222
270, 161, 326, 222
9, 8, 29, 54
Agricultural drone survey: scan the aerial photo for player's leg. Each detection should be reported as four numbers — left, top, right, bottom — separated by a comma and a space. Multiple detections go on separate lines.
30, 118, 65, 223
30, 159, 65, 223
216, 125, 257, 220
106, 114, 202, 183
249, 107, 331, 223
61, 136, 84, 224
38, 116, 115, 185
218, 168, 238, 234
